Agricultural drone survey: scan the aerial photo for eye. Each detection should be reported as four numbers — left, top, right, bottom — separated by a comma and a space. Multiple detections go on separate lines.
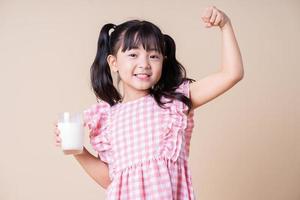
150, 55, 160, 59
128, 53, 137, 58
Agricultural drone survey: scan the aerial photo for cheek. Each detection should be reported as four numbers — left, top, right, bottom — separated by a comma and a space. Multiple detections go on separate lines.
153, 67, 163, 80
118, 69, 131, 78
154, 63, 163, 74
118, 67, 135, 80
116, 61, 132, 74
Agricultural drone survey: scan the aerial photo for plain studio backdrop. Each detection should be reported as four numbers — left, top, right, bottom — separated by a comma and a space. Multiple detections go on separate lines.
0, 0, 299, 199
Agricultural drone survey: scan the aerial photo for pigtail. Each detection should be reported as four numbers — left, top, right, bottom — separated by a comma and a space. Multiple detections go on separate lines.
161, 34, 186, 90
160, 34, 194, 113
90, 23, 121, 106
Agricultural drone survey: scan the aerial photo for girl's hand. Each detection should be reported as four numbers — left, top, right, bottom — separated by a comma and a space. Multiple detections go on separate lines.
54, 121, 62, 147
201, 6, 230, 29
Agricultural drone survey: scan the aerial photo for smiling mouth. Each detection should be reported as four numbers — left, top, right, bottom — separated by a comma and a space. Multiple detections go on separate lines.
134, 74, 151, 77
134, 73, 151, 81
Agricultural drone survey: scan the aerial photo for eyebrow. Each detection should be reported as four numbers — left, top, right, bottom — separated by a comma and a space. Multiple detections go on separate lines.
148, 48, 160, 52
129, 47, 160, 52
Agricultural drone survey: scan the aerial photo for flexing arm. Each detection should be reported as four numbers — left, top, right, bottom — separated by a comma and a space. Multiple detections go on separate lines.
73, 147, 112, 189
218, 20, 244, 78
190, 6, 244, 110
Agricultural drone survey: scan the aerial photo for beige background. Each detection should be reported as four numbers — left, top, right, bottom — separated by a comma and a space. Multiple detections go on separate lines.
0, 0, 299, 199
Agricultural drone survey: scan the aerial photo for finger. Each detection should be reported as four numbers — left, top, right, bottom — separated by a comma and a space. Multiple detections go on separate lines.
54, 132, 60, 139
205, 22, 212, 28
214, 13, 222, 26
55, 141, 61, 147
54, 128, 60, 135
55, 136, 61, 143
201, 6, 214, 22
55, 139, 60, 145
209, 8, 218, 24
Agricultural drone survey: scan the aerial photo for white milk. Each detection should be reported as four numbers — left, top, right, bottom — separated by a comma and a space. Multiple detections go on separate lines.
58, 112, 84, 155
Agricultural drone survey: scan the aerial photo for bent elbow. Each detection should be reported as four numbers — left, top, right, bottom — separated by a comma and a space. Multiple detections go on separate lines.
223, 67, 244, 82
236, 73, 244, 81
102, 179, 112, 190
232, 71, 244, 82
238, 67, 245, 80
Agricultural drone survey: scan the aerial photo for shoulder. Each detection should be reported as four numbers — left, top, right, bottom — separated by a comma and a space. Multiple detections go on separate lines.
175, 79, 191, 98
84, 101, 111, 114
159, 80, 193, 113
83, 101, 111, 130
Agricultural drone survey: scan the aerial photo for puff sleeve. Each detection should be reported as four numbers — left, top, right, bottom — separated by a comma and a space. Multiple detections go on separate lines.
159, 80, 190, 162
83, 101, 112, 164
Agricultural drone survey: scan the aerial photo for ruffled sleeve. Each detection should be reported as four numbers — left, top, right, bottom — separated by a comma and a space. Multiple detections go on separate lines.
83, 101, 112, 164
174, 79, 190, 98
159, 80, 190, 162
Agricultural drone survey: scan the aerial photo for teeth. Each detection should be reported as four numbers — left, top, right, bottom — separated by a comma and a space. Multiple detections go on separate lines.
136, 74, 149, 78
135, 74, 150, 76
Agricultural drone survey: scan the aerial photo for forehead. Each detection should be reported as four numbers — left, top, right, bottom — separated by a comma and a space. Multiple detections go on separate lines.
116, 45, 161, 57
123, 45, 160, 52
118, 29, 163, 53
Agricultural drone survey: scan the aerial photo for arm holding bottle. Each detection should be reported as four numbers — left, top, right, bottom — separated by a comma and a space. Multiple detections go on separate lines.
54, 123, 111, 189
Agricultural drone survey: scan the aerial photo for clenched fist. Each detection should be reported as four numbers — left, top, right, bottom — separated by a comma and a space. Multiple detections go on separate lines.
201, 6, 230, 29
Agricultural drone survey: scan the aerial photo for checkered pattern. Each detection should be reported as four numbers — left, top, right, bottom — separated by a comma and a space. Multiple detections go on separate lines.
83, 80, 196, 199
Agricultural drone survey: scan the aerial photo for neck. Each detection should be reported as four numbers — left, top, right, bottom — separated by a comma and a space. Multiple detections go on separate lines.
121, 91, 150, 103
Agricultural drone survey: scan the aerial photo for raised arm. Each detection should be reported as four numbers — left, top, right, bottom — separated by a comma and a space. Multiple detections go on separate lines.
190, 6, 244, 110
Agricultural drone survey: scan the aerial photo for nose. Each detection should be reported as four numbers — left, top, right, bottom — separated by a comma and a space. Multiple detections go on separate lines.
138, 56, 151, 69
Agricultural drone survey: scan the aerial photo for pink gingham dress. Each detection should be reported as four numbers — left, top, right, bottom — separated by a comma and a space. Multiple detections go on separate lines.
83, 80, 196, 199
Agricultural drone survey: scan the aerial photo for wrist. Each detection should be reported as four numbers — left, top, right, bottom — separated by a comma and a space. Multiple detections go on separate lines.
73, 146, 88, 157
220, 19, 232, 31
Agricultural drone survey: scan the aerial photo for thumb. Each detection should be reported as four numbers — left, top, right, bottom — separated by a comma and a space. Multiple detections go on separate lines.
205, 22, 212, 28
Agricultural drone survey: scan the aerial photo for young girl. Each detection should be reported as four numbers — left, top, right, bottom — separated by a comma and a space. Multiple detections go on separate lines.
54, 6, 243, 200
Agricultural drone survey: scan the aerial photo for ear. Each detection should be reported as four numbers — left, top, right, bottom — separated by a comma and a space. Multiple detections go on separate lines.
107, 54, 118, 73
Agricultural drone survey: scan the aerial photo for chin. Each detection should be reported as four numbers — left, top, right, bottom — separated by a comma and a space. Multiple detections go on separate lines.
136, 85, 152, 91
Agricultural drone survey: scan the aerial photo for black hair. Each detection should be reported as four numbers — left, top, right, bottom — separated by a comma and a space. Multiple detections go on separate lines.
90, 20, 195, 114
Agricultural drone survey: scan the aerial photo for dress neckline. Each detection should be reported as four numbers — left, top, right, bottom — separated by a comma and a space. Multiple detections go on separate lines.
118, 94, 151, 106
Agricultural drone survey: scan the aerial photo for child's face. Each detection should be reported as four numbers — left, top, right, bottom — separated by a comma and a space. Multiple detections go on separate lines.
107, 45, 164, 97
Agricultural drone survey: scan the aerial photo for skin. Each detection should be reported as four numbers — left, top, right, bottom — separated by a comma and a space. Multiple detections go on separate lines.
54, 5, 244, 190
107, 46, 164, 103
189, 6, 244, 111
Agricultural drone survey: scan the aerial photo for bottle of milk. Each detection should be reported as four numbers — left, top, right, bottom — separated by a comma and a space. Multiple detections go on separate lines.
57, 112, 84, 155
